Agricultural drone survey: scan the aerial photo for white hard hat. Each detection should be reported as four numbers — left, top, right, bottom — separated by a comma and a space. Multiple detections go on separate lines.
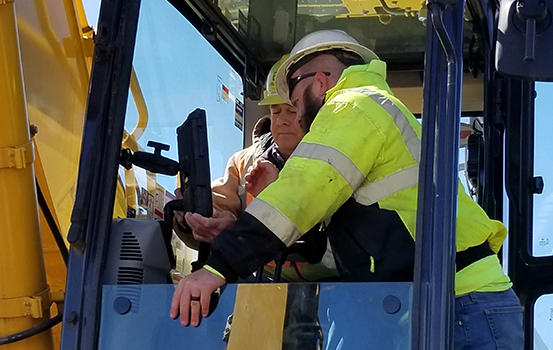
275, 30, 379, 101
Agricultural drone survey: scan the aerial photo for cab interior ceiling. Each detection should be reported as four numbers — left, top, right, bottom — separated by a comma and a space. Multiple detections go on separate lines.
170, 0, 489, 114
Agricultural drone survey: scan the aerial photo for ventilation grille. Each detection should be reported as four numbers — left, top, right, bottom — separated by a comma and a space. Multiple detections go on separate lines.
119, 231, 143, 261
117, 266, 144, 285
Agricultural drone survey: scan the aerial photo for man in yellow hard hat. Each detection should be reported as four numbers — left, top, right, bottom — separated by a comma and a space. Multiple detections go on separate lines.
173, 55, 337, 282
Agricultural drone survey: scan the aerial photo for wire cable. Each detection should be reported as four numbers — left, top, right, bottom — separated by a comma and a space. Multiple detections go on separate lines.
0, 313, 63, 346
36, 180, 69, 266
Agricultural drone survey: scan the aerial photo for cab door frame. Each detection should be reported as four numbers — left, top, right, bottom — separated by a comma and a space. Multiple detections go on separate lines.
61, 0, 140, 348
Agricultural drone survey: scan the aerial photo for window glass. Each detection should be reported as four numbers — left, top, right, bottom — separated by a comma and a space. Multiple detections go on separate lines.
459, 116, 478, 198
534, 294, 553, 349
533, 82, 553, 257
533, 82, 553, 350
218, 0, 430, 62
502, 132, 510, 276
117, 0, 244, 220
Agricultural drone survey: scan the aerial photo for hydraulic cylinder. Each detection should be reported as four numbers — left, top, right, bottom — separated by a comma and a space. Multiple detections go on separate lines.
0, 1, 54, 349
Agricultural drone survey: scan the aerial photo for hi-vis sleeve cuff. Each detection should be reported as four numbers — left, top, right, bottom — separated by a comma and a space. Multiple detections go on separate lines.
203, 265, 225, 280
206, 250, 239, 283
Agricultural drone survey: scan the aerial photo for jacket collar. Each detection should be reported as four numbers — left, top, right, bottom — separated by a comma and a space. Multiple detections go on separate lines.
325, 60, 392, 102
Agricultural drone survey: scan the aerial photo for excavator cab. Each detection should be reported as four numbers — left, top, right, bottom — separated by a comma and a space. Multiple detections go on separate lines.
2, 0, 552, 348
59, 0, 553, 348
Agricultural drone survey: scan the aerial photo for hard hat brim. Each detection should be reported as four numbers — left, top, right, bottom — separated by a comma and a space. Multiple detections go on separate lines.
258, 93, 286, 106
275, 41, 379, 103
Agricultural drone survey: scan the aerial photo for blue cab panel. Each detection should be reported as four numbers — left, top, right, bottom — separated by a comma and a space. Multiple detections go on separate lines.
99, 283, 412, 349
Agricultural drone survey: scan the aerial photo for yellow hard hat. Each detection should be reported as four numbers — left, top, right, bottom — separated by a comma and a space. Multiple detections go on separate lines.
258, 54, 290, 106
275, 30, 379, 101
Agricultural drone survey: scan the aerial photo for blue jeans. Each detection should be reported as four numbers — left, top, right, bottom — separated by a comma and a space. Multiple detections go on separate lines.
455, 288, 524, 350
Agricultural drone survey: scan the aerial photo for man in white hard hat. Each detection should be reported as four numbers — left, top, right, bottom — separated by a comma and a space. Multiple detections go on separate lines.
170, 30, 523, 349
173, 55, 337, 283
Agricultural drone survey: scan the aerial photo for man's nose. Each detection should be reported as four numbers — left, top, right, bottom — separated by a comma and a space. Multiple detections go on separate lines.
276, 115, 291, 126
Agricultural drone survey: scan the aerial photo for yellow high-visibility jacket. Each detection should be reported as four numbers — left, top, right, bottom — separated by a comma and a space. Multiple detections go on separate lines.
208, 61, 511, 295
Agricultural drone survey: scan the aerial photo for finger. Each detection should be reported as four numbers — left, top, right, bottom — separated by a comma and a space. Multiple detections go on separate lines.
192, 231, 211, 243
189, 213, 217, 228
184, 212, 198, 228
187, 223, 213, 243
252, 161, 264, 173
246, 171, 258, 185
220, 210, 237, 222
246, 163, 259, 176
200, 290, 212, 318
174, 211, 185, 223
179, 291, 191, 326
170, 284, 182, 319
190, 297, 202, 327
185, 212, 204, 225
184, 213, 207, 232
248, 171, 260, 182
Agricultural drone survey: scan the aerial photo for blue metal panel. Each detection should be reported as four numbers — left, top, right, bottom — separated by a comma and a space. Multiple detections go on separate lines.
317, 283, 412, 350
98, 283, 412, 349
98, 285, 237, 349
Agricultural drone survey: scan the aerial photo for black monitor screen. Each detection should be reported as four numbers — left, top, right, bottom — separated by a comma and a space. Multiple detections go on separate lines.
176, 108, 213, 218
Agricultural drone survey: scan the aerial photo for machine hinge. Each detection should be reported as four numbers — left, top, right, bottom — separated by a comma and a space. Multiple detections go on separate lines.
0, 141, 34, 169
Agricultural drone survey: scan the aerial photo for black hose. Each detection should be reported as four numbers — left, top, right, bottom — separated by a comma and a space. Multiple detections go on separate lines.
36, 180, 69, 266
0, 313, 63, 345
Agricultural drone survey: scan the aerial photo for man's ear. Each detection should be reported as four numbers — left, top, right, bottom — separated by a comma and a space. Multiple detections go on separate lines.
312, 71, 330, 98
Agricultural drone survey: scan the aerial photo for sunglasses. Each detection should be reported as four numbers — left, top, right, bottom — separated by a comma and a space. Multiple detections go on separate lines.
288, 71, 331, 97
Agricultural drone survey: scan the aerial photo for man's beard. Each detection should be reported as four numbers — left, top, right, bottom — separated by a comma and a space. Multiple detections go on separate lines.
299, 87, 324, 133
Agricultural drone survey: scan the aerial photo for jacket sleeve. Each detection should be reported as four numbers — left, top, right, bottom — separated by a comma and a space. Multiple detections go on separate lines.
206, 98, 392, 280
206, 212, 287, 282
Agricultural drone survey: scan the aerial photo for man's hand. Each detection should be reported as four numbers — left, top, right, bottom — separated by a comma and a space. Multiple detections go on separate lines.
170, 268, 226, 326
184, 208, 237, 243
245, 159, 279, 197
